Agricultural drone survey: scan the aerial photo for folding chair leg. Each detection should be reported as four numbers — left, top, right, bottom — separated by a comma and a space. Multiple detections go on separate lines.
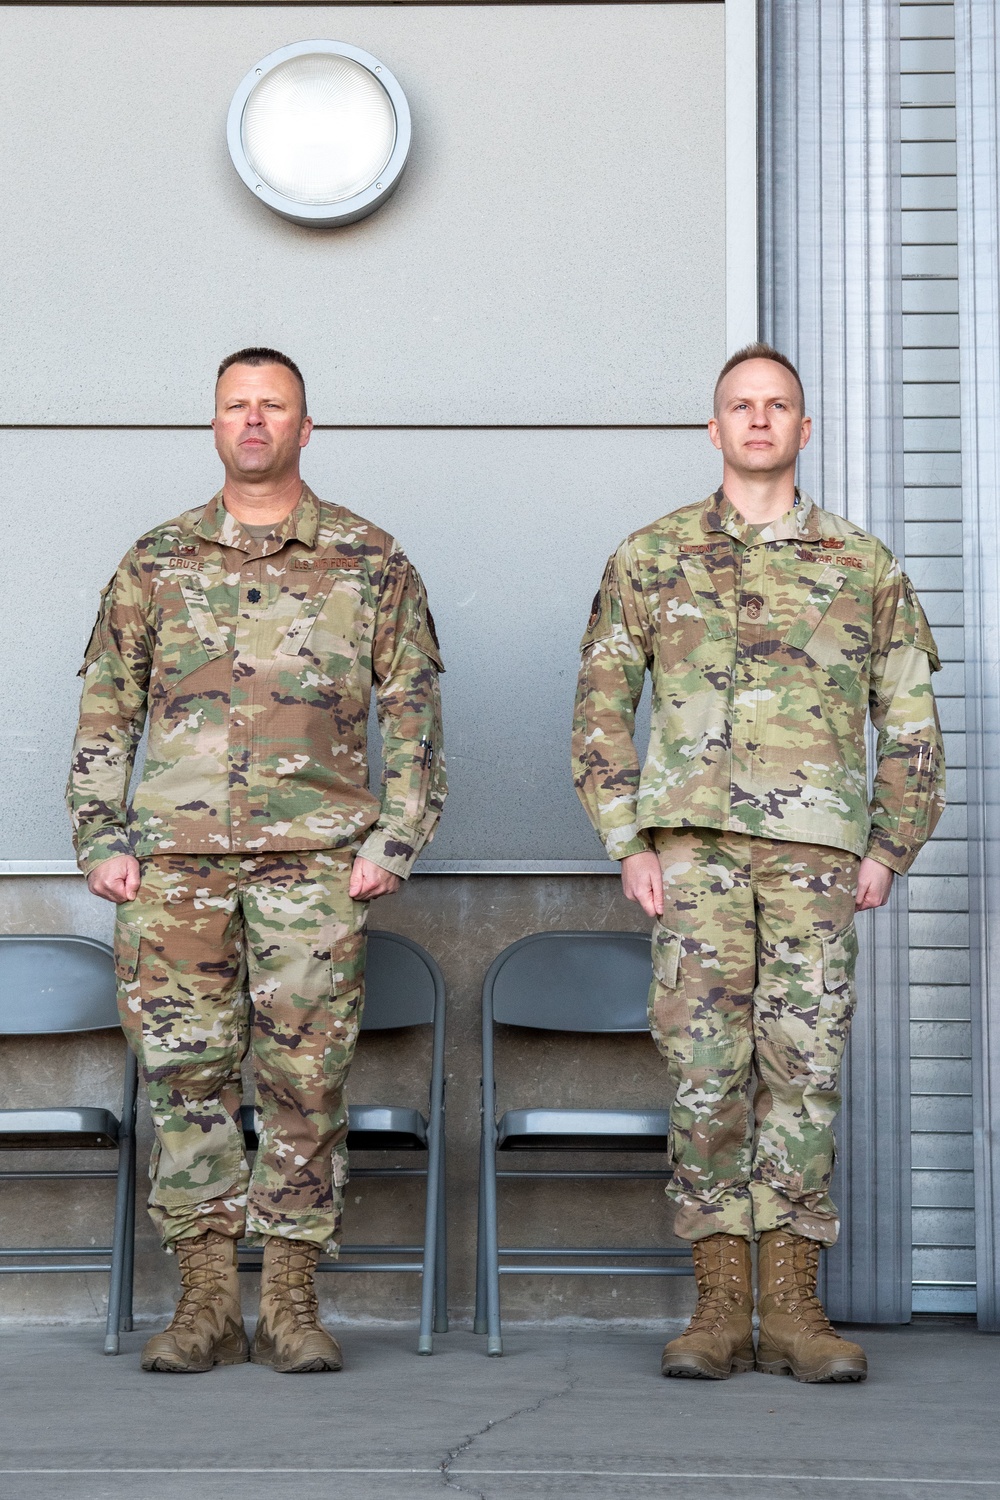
474, 1123, 488, 1335
482, 1129, 502, 1356
418, 1095, 445, 1354
433, 1131, 448, 1335
104, 1134, 133, 1355
123, 1134, 136, 1330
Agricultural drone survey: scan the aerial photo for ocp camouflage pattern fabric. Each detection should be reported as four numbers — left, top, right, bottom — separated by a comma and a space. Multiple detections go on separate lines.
572, 490, 944, 872
649, 828, 859, 1246
114, 850, 365, 1251
68, 487, 445, 879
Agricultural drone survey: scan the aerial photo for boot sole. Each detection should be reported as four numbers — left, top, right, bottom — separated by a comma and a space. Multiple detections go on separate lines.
250, 1350, 342, 1373
756, 1356, 867, 1384
141, 1328, 249, 1373
662, 1355, 755, 1380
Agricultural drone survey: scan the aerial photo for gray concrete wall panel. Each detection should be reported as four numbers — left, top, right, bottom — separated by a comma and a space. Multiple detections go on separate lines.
0, 5, 724, 426
0, 426, 719, 862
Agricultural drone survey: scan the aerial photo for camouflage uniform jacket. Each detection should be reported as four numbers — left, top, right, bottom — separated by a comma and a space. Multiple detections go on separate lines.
572, 490, 944, 874
67, 487, 446, 878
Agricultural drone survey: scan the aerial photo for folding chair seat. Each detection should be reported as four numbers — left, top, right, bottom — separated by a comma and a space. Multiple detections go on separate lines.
475, 929, 693, 1354
0, 934, 137, 1354
238, 929, 447, 1354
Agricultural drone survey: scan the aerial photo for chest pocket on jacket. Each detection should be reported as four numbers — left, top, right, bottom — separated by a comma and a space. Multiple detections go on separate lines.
782, 563, 870, 685
279, 569, 369, 676
658, 552, 734, 671
152, 572, 229, 688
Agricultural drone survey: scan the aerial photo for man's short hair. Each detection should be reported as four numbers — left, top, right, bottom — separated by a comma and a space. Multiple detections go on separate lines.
216, 347, 308, 416
713, 342, 805, 415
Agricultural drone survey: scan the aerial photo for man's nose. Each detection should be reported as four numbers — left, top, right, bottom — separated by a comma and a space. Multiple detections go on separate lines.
749, 408, 770, 426
245, 408, 265, 425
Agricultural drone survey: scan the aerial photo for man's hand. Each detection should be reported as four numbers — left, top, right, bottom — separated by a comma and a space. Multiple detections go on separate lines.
349, 856, 401, 902
621, 850, 664, 920
87, 854, 141, 904
856, 857, 895, 911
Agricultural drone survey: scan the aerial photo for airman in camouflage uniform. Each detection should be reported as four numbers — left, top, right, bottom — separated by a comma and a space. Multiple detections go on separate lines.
67, 349, 445, 1373
572, 344, 944, 1383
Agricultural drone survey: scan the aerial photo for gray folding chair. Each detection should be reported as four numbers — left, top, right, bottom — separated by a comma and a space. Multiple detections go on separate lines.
0, 934, 138, 1354
475, 930, 693, 1355
239, 929, 447, 1353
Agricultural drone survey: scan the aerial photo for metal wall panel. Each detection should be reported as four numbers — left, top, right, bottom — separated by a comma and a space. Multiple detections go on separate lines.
955, 0, 1000, 1332
759, 0, 910, 1324
0, 5, 725, 427
903, 0, 976, 1318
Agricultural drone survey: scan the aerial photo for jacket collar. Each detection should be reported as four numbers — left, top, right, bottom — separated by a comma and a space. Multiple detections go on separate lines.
194, 485, 321, 553
700, 487, 820, 546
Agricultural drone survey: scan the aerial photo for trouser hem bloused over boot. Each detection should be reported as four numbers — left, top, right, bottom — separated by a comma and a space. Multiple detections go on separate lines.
113, 850, 367, 1254
649, 829, 860, 1246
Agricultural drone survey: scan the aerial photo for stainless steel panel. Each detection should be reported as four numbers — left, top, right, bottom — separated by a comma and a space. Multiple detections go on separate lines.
900, 106, 956, 140
945, 768, 968, 801
904, 451, 963, 485
911, 840, 969, 876
955, 0, 1000, 1330
905, 520, 964, 553
936, 696, 967, 731
910, 1020, 974, 1057
911, 1130, 975, 1168
902, 178, 959, 209
912, 1206, 976, 1244
900, 71, 956, 105
904, 486, 962, 519
909, 949, 971, 985
908, 876, 970, 910
911, 1169, 975, 1207
901, 140, 958, 173
907, 553, 963, 585
901, 7, 955, 41
941, 729, 967, 762
902, 382, 961, 416
912, 1245, 976, 1281
903, 345, 961, 378
911, 1094, 974, 1131
911, 1057, 974, 1093
903, 414, 961, 445
912, 1285, 976, 1311
901, 38, 957, 70
909, 985, 972, 1020
760, 0, 909, 1325
908, 911, 971, 946
929, 805, 969, 839
919, 593, 965, 628
902, 209, 959, 243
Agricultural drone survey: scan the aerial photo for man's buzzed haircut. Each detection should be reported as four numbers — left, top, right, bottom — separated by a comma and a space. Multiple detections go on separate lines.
713, 341, 805, 415
216, 347, 308, 417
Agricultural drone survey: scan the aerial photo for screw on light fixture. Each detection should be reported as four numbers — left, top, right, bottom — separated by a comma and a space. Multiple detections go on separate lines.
227, 40, 411, 227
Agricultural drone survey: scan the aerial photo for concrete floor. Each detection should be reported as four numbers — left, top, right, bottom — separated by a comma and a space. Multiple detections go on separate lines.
0, 1320, 997, 1500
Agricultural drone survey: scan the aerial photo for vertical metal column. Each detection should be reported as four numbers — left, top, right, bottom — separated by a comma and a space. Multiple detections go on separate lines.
954, 0, 1000, 1334
759, 0, 910, 1322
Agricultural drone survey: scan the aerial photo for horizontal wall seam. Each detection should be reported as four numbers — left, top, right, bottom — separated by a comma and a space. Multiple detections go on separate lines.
0, 423, 707, 433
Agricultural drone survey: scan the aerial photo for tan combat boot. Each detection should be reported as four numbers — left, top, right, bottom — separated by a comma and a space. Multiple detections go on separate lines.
756, 1229, 868, 1383
251, 1238, 343, 1373
661, 1233, 755, 1379
140, 1231, 248, 1373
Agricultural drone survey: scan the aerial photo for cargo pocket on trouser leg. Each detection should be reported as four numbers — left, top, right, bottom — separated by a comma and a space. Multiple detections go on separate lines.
648, 923, 684, 1059
113, 918, 142, 1053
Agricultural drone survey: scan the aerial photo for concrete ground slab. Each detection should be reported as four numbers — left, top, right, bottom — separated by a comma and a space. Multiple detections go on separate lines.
0, 1321, 997, 1500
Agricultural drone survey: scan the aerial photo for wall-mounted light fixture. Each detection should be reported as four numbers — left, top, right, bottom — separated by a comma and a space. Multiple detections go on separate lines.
227, 40, 411, 227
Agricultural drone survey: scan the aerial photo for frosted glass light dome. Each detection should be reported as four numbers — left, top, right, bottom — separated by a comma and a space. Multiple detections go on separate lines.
227, 42, 411, 227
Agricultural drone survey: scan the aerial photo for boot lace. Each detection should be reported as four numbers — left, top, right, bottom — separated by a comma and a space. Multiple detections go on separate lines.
685, 1239, 749, 1337
268, 1241, 322, 1329
169, 1238, 227, 1331
769, 1236, 839, 1341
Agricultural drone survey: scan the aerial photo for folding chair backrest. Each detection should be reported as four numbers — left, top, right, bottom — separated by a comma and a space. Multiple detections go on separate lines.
488, 930, 652, 1033
0, 935, 119, 1035
363, 930, 440, 1031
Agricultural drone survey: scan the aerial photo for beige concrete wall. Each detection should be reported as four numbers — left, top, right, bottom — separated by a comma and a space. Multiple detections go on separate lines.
0, 874, 695, 1328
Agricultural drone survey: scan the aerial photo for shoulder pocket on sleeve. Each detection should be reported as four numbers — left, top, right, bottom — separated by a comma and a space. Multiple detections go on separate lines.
79, 577, 115, 675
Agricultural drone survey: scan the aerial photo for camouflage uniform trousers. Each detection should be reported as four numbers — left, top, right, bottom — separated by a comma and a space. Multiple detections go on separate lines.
113, 850, 367, 1252
649, 828, 860, 1246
